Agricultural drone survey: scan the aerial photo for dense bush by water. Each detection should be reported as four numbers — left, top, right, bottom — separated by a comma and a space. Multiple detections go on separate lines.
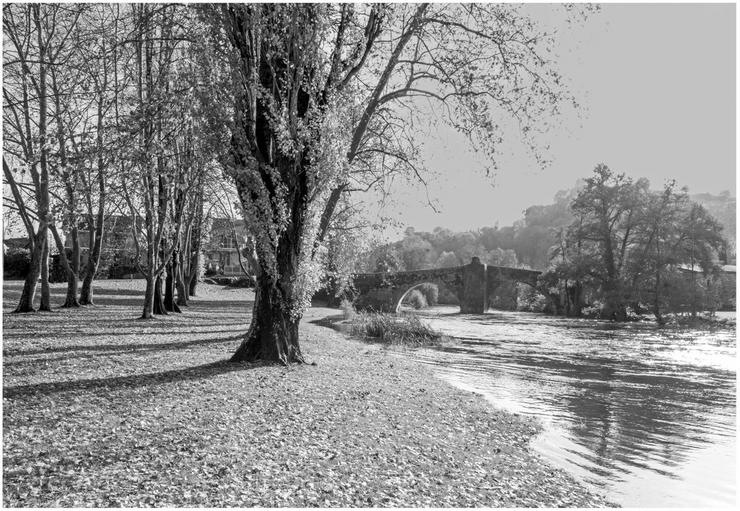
349, 311, 448, 346
404, 289, 428, 309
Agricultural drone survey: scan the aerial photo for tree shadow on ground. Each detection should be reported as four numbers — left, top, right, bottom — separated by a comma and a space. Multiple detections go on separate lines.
2, 326, 243, 343
3, 333, 244, 358
82, 317, 246, 330
186, 299, 253, 309
54, 296, 146, 307
3, 314, 236, 331
82, 285, 146, 296
3, 357, 264, 399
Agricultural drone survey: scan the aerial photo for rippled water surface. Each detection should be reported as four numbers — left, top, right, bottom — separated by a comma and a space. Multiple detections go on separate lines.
407, 307, 736, 507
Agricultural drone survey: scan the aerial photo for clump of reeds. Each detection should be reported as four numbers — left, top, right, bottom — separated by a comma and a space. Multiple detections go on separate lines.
349, 311, 447, 346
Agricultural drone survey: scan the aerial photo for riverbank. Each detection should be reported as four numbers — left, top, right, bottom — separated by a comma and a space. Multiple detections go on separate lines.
3, 280, 609, 507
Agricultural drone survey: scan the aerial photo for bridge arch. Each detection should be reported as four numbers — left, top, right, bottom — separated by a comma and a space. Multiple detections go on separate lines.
392, 279, 461, 313
486, 265, 543, 311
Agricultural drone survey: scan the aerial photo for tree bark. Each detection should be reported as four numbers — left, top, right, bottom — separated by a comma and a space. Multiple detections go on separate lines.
66, 221, 81, 308
79, 212, 104, 305
231, 279, 304, 365
79, 271, 95, 305
188, 250, 199, 297
565, 280, 583, 317
39, 236, 52, 312
175, 249, 188, 306
141, 274, 155, 319
164, 257, 181, 313
64, 267, 80, 308
14, 232, 45, 313
153, 273, 167, 315
187, 217, 201, 297
50, 225, 79, 308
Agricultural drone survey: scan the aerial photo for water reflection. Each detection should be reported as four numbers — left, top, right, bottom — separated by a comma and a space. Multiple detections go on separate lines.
408, 308, 736, 507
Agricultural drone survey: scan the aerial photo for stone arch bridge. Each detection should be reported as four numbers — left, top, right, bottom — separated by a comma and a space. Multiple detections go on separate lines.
351, 257, 541, 313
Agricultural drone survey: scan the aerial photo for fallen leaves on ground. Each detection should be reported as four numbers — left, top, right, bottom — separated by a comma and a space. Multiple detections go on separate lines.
2, 280, 611, 507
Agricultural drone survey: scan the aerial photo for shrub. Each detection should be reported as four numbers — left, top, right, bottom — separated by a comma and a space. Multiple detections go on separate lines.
416, 283, 439, 306
95, 251, 115, 279
516, 284, 549, 312
211, 276, 236, 286
581, 302, 603, 319
204, 263, 223, 277
226, 275, 255, 288
49, 253, 67, 283
517, 292, 549, 312
50, 249, 118, 281
349, 311, 447, 346
107, 261, 142, 279
340, 298, 356, 320
3, 248, 30, 279
403, 289, 428, 309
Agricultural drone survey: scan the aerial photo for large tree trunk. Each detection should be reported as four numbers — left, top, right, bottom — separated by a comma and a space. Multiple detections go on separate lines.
79, 272, 95, 306
14, 233, 44, 313
66, 226, 81, 308
153, 273, 167, 315
39, 236, 52, 312
565, 280, 583, 317
79, 249, 99, 305
598, 211, 627, 320
64, 269, 80, 308
79, 210, 105, 305
231, 279, 304, 365
50, 225, 79, 308
141, 274, 155, 319
175, 248, 188, 306
187, 239, 200, 297
164, 257, 181, 313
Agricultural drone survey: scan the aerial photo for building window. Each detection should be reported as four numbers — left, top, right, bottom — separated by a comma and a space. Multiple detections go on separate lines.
220, 234, 236, 249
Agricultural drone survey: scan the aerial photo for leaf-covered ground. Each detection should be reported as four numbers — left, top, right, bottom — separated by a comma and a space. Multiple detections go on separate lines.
3, 280, 610, 507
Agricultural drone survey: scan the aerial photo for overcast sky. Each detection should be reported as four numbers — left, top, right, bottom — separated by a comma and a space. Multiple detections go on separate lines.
374, 2, 736, 235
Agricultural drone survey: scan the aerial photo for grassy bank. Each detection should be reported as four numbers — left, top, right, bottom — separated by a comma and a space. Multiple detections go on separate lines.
3, 280, 609, 507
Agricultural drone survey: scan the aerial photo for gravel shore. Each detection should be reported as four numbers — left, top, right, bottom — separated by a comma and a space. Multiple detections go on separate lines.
3, 280, 610, 507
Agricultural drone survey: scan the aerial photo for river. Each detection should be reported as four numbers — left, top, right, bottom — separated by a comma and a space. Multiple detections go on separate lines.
404, 307, 736, 507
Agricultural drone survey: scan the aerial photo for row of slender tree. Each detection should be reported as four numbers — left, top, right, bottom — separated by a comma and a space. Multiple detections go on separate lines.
3, 4, 229, 317
4, 3, 584, 364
